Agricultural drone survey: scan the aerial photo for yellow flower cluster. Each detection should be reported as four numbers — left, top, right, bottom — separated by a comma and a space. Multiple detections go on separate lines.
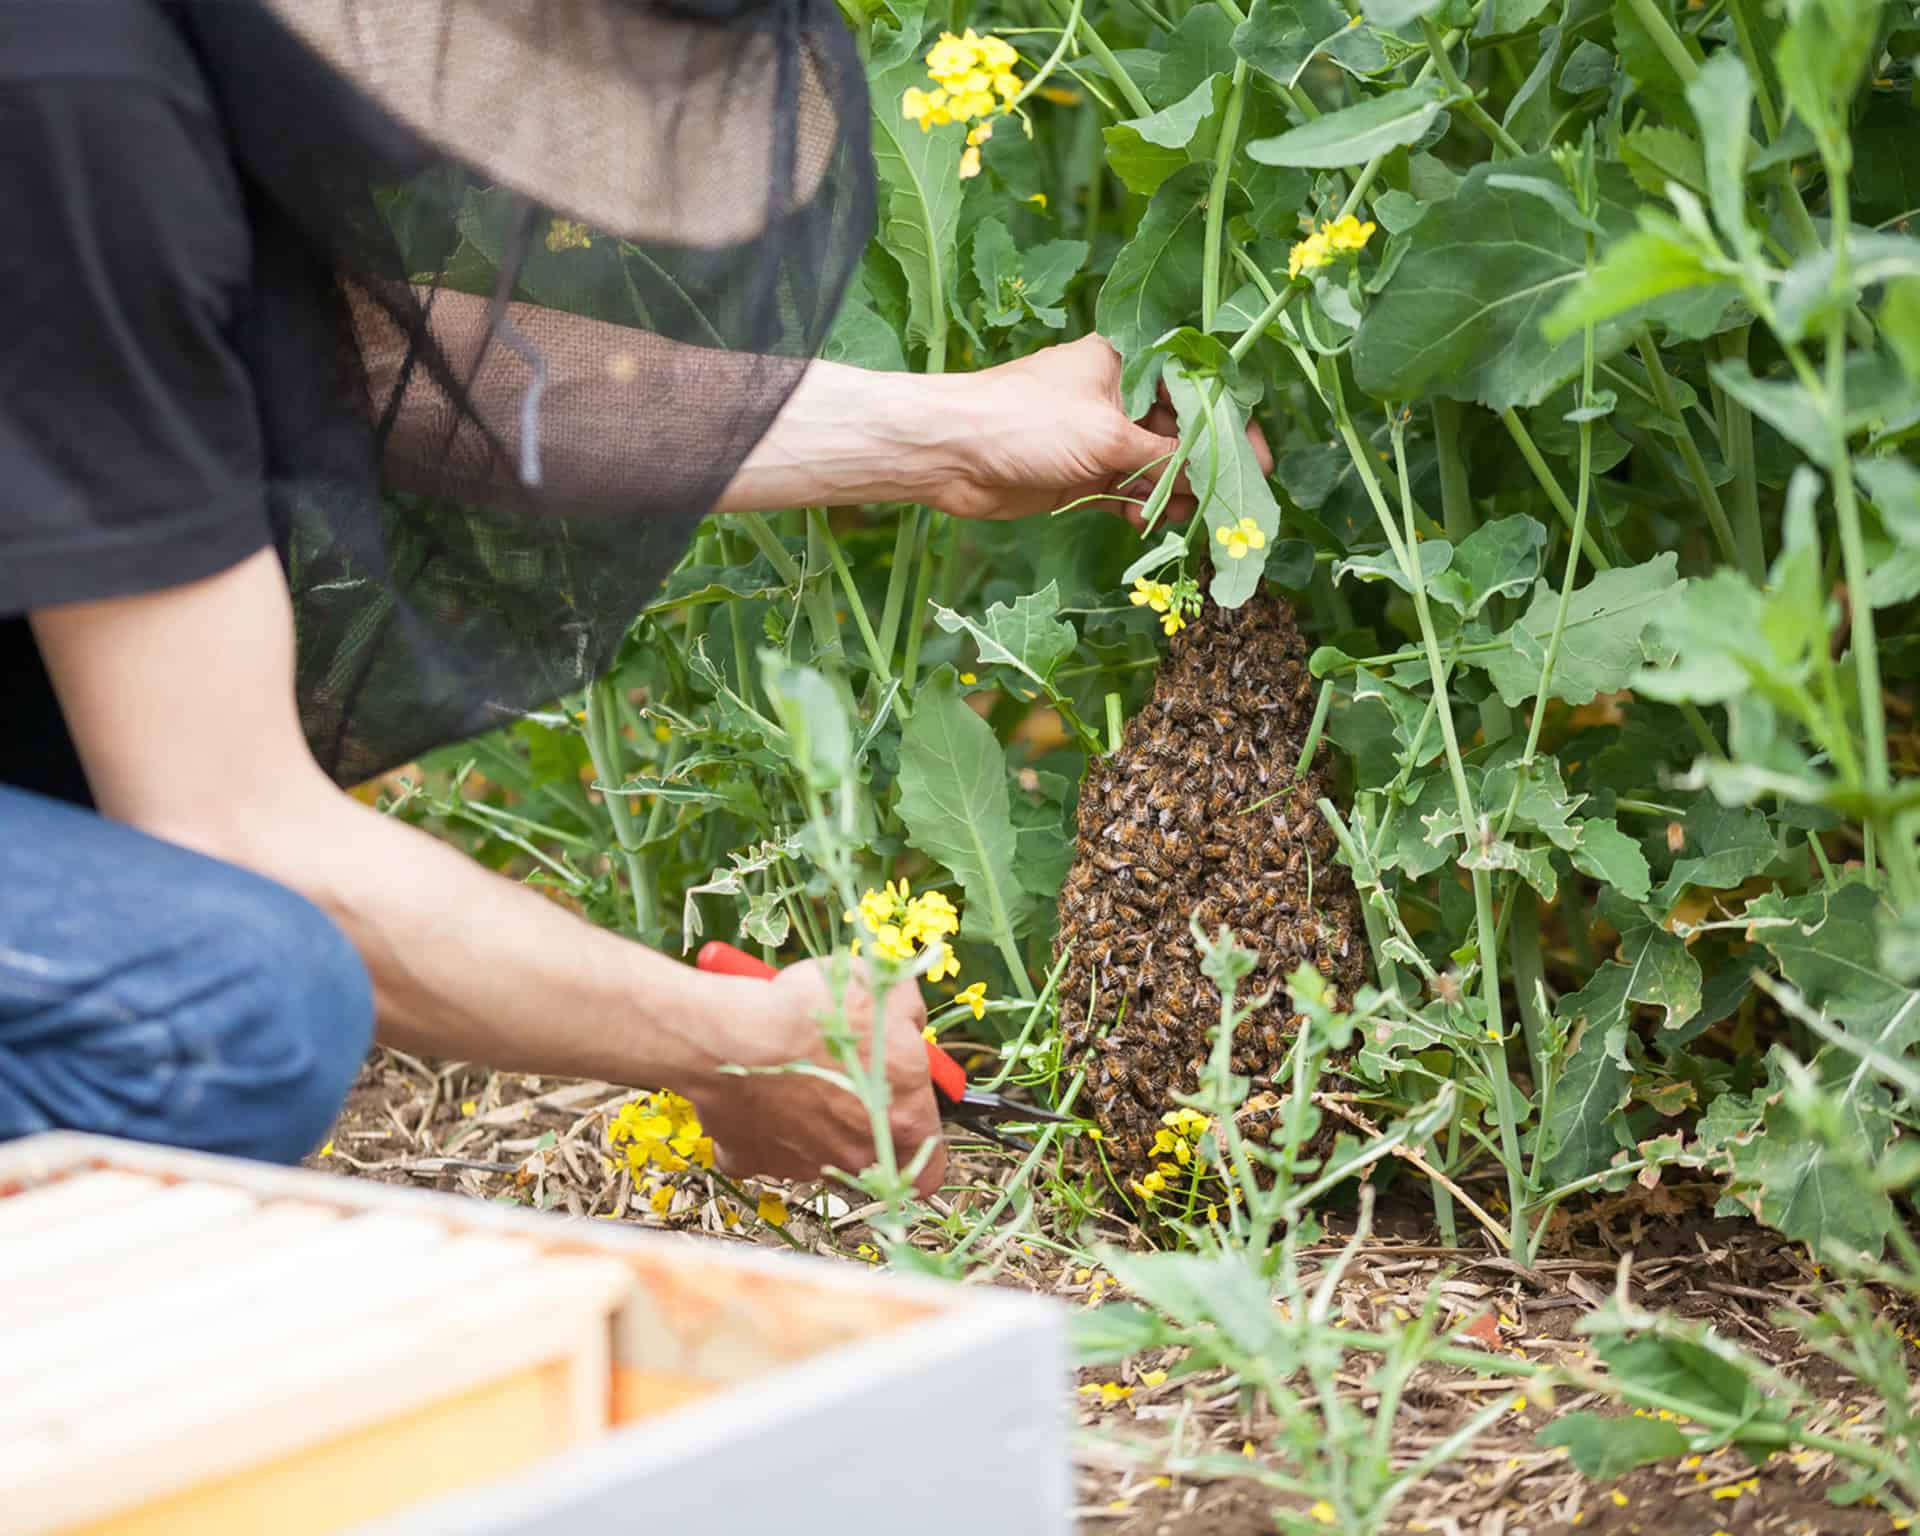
546, 217, 592, 253
901, 30, 1024, 178
845, 878, 962, 981
1216, 517, 1267, 560
954, 980, 989, 1021
1130, 578, 1185, 636
1288, 212, 1376, 279
1129, 1107, 1214, 1202
608, 1090, 714, 1177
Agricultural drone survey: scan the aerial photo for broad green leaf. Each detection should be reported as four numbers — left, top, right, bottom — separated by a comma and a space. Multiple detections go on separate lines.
1071, 1302, 1171, 1361
1685, 52, 1759, 261
1611, 0, 1691, 116
1663, 802, 1776, 898
1358, 0, 1450, 25
1483, 173, 1603, 235
1617, 918, 1702, 1029
1705, 358, 1826, 462
1858, 455, 1920, 545
1619, 123, 1709, 200
870, 58, 964, 356
1153, 7, 1241, 104
1104, 78, 1226, 197
1359, 157, 1712, 409
1464, 837, 1559, 900
1537, 1413, 1689, 1479
1570, 817, 1653, 900
1540, 981, 1631, 1185
973, 219, 1087, 328
932, 581, 1078, 690
822, 268, 910, 371
646, 544, 801, 613
1594, 1332, 1771, 1424
867, 0, 928, 69
1233, 0, 1387, 89
895, 668, 1027, 949
1559, 39, 1616, 94
1246, 80, 1448, 169
1166, 364, 1285, 608
1477, 554, 1682, 707
1542, 225, 1722, 343
1427, 514, 1547, 617
1097, 164, 1211, 415
1335, 540, 1453, 595
1749, 884, 1920, 1055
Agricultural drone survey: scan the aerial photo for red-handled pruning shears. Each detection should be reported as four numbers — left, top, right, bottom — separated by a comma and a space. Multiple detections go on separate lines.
695, 940, 1072, 1151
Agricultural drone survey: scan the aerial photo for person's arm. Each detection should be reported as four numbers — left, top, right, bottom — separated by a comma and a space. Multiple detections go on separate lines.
30, 549, 945, 1191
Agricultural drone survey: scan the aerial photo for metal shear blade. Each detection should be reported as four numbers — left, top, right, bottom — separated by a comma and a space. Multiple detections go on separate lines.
943, 1087, 1074, 1151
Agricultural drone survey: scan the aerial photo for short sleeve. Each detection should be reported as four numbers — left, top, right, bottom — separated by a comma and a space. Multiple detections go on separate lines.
0, 53, 269, 615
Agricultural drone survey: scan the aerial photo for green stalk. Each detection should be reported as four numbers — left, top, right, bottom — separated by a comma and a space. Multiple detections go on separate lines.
1624, 0, 1700, 84
1052, 0, 1151, 117
1433, 400, 1513, 745
810, 508, 892, 683
1821, 169, 1920, 904
718, 525, 758, 703
899, 517, 943, 692
1712, 326, 1767, 578
585, 677, 650, 936
1202, 60, 1250, 333
1508, 892, 1550, 1080
1418, 15, 1526, 159
876, 509, 924, 663
1635, 330, 1748, 579
1499, 409, 1612, 571
1333, 373, 1529, 1258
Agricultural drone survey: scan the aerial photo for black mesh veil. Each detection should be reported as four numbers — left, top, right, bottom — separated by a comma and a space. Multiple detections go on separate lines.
177, 0, 873, 783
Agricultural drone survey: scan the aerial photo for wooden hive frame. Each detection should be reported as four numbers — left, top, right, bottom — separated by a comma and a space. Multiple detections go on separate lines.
0, 1132, 1070, 1536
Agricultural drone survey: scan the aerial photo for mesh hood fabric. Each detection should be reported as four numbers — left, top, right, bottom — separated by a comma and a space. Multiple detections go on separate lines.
175, 0, 872, 783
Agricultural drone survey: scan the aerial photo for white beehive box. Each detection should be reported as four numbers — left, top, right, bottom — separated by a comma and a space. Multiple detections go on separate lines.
0, 1132, 1069, 1536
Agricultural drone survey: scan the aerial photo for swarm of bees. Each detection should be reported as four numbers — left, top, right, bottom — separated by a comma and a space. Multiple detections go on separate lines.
1055, 593, 1368, 1182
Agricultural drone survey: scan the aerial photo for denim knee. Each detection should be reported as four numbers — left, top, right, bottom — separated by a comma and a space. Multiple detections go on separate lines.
219, 885, 375, 1164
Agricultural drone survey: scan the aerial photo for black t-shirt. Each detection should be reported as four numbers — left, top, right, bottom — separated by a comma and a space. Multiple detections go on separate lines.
0, 3, 271, 804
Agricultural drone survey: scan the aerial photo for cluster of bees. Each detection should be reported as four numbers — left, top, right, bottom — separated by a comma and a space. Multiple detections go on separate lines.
1055, 594, 1368, 1180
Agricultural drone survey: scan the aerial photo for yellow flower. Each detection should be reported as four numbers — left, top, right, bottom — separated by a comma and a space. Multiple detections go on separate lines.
1141, 1369, 1168, 1386
461, 1098, 477, 1116
1322, 213, 1377, 254
966, 120, 994, 149
648, 1182, 674, 1216
1037, 84, 1082, 106
1130, 577, 1173, 613
955, 981, 988, 1020
545, 217, 592, 252
1027, 192, 1048, 210
1288, 229, 1331, 278
317, 1139, 334, 1158
978, 33, 1019, 69
609, 1090, 714, 1176
959, 671, 979, 684
1161, 609, 1185, 636
756, 1191, 789, 1227
924, 941, 961, 982
1310, 1503, 1337, 1525
855, 1242, 881, 1262
904, 889, 960, 942
1215, 517, 1267, 560
925, 30, 977, 80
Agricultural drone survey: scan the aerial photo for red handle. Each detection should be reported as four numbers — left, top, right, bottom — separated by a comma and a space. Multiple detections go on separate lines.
695, 941, 968, 1105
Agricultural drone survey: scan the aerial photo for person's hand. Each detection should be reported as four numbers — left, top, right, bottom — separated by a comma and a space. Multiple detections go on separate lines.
927, 334, 1273, 527
685, 959, 948, 1196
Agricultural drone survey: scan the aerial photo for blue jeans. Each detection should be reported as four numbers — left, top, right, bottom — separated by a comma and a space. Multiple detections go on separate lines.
0, 785, 373, 1163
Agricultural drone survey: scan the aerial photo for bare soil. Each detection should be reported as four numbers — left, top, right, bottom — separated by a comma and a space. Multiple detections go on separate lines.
313, 1050, 1910, 1536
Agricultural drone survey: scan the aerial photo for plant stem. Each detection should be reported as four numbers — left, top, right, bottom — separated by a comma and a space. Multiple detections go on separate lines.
811, 508, 892, 682
1712, 326, 1767, 577
1499, 409, 1612, 571
1052, 0, 1152, 117
1335, 380, 1528, 1259
899, 517, 942, 693
1635, 331, 1748, 578
1203, 60, 1250, 334
877, 509, 924, 663
1624, 0, 1700, 84
586, 677, 650, 936
1418, 15, 1526, 159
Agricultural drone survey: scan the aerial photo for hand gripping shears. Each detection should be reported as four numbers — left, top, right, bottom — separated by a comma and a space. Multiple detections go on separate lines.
694, 940, 1073, 1151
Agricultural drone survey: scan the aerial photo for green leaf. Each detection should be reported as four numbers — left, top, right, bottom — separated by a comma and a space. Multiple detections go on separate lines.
1571, 817, 1653, 900
1594, 1332, 1769, 1424
974, 219, 1088, 328
1883, 275, 1920, 385
1153, 6, 1241, 104
895, 668, 1027, 950
1774, 0, 1878, 149
1617, 918, 1702, 1029
870, 58, 964, 356
821, 267, 910, 371
1749, 884, 1920, 1054
646, 545, 800, 614
1477, 554, 1682, 707
1542, 224, 1723, 343
932, 581, 1078, 691
760, 654, 854, 789
1359, 157, 1713, 409
1858, 455, 1920, 545
1619, 123, 1709, 200
1537, 1413, 1690, 1479
1685, 52, 1759, 261
1540, 981, 1632, 1185
1335, 539, 1453, 595
1104, 78, 1226, 197
1663, 802, 1776, 898
1427, 514, 1547, 617
1233, 0, 1387, 88
1704, 358, 1826, 462
1611, 0, 1692, 117
1071, 1302, 1171, 1361
1097, 164, 1211, 415
1483, 172, 1604, 236
1165, 365, 1285, 608
1558, 39, 1616, 94
1246, 80, 1448, 170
